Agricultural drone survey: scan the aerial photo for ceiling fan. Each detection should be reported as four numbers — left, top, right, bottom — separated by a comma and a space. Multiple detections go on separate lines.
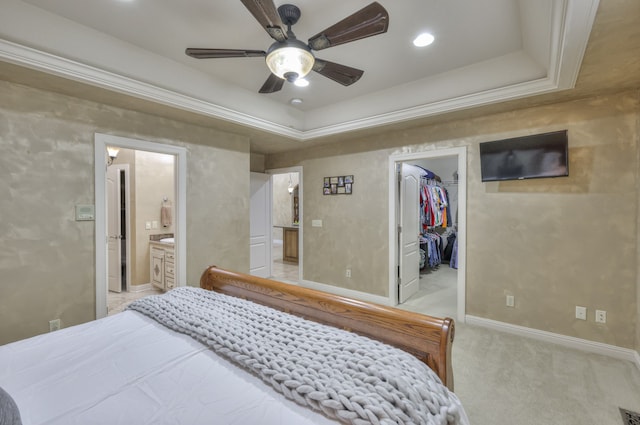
185, 1, 389, 94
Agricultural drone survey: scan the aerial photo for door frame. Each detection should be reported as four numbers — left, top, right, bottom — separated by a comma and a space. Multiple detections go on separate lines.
95, 133, 187, 319
266, 166, 303, 282
388, 147, 467, 322
107, 164, 131, 293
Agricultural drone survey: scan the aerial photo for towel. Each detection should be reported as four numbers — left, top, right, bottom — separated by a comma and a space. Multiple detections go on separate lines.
161, 203, 172, 228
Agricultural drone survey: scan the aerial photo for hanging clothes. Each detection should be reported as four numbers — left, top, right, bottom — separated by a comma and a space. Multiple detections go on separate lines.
420, 177, 449, 231
420, 232, 444, 270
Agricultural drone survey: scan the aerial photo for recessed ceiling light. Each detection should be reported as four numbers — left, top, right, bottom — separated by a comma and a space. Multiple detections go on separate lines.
413, 32, 435, 47
290, 98, 303, 105
294, 78, 309, 87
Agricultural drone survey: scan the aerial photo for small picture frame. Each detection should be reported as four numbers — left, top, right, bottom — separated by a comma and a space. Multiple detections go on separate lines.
345, 183, 352, 194
331, 184, 338, 194
323, 187, 331, 195
337, 176, 345, 187
330, 176, 339, 184
344, 175, 354, 184
337, 186, 346, 194
323, 177, 330, 188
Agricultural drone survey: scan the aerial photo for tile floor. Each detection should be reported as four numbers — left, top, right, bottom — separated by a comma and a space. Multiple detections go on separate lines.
271, 240, 299, 283
108, 287, 163, 316
271, 259, 299, 283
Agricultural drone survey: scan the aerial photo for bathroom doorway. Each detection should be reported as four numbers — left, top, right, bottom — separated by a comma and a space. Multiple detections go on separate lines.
95, 134, 187, 319
105, 148, 176, 314
268, 167, 302, 283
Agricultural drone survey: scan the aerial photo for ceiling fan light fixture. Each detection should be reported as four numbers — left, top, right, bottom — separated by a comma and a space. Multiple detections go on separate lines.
266, 44, 315, 82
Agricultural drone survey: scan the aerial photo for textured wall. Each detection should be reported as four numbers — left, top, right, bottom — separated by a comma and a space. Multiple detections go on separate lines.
266, 90, 640, 349
272, 173, 298, 227
302, 154, 389, 293
0, 80, 250, 344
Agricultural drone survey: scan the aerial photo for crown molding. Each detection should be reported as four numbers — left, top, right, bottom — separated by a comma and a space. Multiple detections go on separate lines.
0, 39, 305, 140
0, 0, 598, 141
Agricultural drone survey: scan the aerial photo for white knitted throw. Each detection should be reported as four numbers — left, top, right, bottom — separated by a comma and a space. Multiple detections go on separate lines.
128, 287, 462, 425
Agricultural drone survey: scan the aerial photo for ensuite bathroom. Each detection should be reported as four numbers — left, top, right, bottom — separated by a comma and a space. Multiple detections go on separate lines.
106, 147, 176, 314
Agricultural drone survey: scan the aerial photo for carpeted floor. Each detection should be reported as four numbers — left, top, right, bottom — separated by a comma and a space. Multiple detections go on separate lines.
394, 264, 640, 424
452, 324, 640, 425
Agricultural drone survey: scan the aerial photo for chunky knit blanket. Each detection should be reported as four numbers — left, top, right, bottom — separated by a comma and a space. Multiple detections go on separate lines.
128, 287, 463, 425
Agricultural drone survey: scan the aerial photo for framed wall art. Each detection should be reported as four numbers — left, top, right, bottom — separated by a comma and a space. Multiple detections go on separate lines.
323, 175, 354, 195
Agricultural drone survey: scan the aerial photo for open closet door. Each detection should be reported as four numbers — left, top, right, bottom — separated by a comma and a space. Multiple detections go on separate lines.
107, 166, 122, 293
398, 163, 422, 303
250, 172, 271, 278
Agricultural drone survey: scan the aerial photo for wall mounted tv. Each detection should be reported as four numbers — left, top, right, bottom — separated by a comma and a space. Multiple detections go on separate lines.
479, 130, 569, 182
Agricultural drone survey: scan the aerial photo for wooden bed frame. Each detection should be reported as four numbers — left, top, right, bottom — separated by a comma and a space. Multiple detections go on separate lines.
200, 266, 455, 390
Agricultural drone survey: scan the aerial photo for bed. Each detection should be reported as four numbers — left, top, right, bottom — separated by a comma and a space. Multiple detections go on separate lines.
0, 266, 468, 425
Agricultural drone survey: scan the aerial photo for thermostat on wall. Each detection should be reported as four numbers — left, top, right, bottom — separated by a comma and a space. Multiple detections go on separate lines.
75, 204, 95, 221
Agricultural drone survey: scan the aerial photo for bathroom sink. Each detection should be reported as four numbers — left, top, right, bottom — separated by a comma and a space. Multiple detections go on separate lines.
159, 237, 174, 243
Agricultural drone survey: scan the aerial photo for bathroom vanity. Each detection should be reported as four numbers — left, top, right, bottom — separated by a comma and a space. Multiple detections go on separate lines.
150, 239, 175, 291
274, 225, 298, 264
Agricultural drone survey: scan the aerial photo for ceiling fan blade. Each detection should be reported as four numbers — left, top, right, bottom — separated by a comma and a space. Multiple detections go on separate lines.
313, 59, 364, 86
259, 73, 285, 93
185, 48, 266, 59
308, 2, 389, 51
240, 0, 288, 42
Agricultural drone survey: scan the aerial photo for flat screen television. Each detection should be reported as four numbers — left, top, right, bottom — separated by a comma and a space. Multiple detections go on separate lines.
479, 130, 569, 182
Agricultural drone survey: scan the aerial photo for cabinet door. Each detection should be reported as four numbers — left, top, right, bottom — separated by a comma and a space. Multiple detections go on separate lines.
150, 247, 165, 290
283, 228, 299, 263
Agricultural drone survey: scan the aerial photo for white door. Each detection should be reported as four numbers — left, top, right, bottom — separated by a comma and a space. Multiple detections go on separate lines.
250, 172, 271, 277
398, 163, 422, 303
107, 166, 122, 293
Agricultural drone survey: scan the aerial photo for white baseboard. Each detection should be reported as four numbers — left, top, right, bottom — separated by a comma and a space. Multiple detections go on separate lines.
300, 280, 390, 306
130, 283, 153, 292
466, 315, 640, 370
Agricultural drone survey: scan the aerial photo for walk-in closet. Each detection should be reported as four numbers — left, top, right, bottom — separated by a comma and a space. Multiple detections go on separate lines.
401, 156, 459, 319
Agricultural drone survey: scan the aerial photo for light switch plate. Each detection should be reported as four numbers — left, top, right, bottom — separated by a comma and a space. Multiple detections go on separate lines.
75, 204, 95, 221
312, 220, 323, 227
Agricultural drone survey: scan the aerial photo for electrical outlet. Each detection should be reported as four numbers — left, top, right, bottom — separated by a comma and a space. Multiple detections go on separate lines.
506, 295, 515, 307
575, 306, 587, 320
595, 310, 607, 323
345, 268, 351, 278
49, 319, 60, 332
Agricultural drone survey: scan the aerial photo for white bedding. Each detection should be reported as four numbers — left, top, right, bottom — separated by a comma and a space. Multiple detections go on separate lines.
0, 311, 339, 425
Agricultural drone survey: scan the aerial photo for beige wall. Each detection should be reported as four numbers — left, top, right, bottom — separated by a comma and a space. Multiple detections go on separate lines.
250, 153, 265, 173
272, 173, 299, 227
0, 80, 250, 345
266, 90, 640, 350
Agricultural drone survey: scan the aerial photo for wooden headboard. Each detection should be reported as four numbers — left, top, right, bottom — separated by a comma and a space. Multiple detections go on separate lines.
200, 266, 455, 390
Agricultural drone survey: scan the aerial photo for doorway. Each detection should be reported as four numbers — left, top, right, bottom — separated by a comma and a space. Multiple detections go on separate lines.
389, 147, 467, 322
95, 133, 187, 319
268, 167, 302, 283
